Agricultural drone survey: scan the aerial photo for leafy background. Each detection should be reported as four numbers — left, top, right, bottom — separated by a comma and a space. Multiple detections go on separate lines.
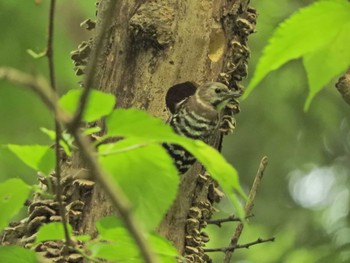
0, 1, 349, 262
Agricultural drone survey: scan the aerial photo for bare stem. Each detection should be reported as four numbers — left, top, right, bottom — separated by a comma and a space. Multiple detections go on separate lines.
0, 67, 159, 263
69, 0, 118, 130
45, 0, 72, 248
204, 237, 275, 253
66, 2, 161, 259
207, 215, 240, 227
0, 68, 63, 118
47, 0, 56, 89
70, 2, 159, 258
2, 2, 157, 258
223, 156, 268, 263
207, 214, 254, 227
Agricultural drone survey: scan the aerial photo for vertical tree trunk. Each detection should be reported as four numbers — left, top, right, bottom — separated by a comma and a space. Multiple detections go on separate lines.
1, 1, 256, 262
77, 0, 256, 259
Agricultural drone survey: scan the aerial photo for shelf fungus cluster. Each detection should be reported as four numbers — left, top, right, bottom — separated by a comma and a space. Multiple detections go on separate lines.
70, 19, 95, 78
184, 172, 224, 263
183, 4, 257, 263
218, 5, 257, 135
0, 169, 95, 263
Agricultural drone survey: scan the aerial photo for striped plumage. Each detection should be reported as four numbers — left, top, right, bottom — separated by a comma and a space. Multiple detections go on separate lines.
164, 82, 241, 174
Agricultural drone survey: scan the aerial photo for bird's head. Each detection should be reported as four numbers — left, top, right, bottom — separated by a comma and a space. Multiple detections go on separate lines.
196, 82, 242, 110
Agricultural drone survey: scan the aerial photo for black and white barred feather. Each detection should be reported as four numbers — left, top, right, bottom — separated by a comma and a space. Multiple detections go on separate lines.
164, 82, 241, 174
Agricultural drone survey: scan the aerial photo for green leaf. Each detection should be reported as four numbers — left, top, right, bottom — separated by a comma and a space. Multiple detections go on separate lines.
7, 144, 55, 174
91, 217, 178, 262
60, 142, 72, 157
61, 131, 75, 151
59, 89, 116, 123
105, 109, 245, 218
0, 179, 31, 232
148, 234, 178, 258
95, 216, 123, 239
27, 48, 46, 59
303, 20, 350, 110
83, 126, 101, 135
36, 222, 73, 243
159, 257, 179, 263
73, 235, 91, 242
89, 242, 140, 262
178, 140, 245, 217
91, 217, 139, 261
106, 108, 175, 142
40, 127, 72, 156
99, 142, 179, 231
0, 246, 38, 263
40, 127, 56, 140
246, 0, 350, 101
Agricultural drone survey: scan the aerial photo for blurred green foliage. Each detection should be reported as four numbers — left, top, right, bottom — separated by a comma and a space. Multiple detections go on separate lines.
0, 246, 38, 263
0, 1, 349, 262
0, 178, 31, 232
90, 216, 178, 262
245, 0, 350, 111
216, 0, 350, 262
0, 1, 94, 184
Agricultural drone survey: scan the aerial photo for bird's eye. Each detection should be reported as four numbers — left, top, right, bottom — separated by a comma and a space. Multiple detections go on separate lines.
215, 88, 222, 94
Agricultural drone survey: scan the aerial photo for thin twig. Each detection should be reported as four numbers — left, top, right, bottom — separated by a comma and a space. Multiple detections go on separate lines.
69, 3, 164, 261
207, 214, 254, 227
46, 0, 56, 89
66, 1, 160, 260
204, 237, 275, 253
223, 156, 268, 263
45, 0, 72, 248
0, 68, 159, 263
207, 215, 241, 227
69, 0, 117, 130
0, 68, 64, 119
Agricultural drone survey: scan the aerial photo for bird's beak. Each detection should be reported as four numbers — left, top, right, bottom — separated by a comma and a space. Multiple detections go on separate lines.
226, 89, 243, 99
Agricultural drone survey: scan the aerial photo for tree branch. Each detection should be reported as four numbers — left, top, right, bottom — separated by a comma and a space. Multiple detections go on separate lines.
207, 215, 241, 227
69, 0, 118, 130
204, 237, 275, 253
66, 1, 161, 258
0, 68, 159, 263
207, 214, 254, 227
46, 0, 56, 90
223, 156, 268, 263
45, 0, 72, 248
0, 68, 63, 119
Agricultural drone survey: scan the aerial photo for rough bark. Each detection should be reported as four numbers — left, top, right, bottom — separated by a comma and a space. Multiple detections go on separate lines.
1, 0, 256, 262
82, 0, 256, 261
336, 68, 350, 106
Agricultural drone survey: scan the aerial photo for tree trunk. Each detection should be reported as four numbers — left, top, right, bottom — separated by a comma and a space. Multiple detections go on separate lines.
78, 0, 256, 259
1, 0, 256, 262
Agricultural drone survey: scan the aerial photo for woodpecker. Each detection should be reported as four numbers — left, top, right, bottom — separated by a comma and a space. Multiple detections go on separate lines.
164, 82, 242, 174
